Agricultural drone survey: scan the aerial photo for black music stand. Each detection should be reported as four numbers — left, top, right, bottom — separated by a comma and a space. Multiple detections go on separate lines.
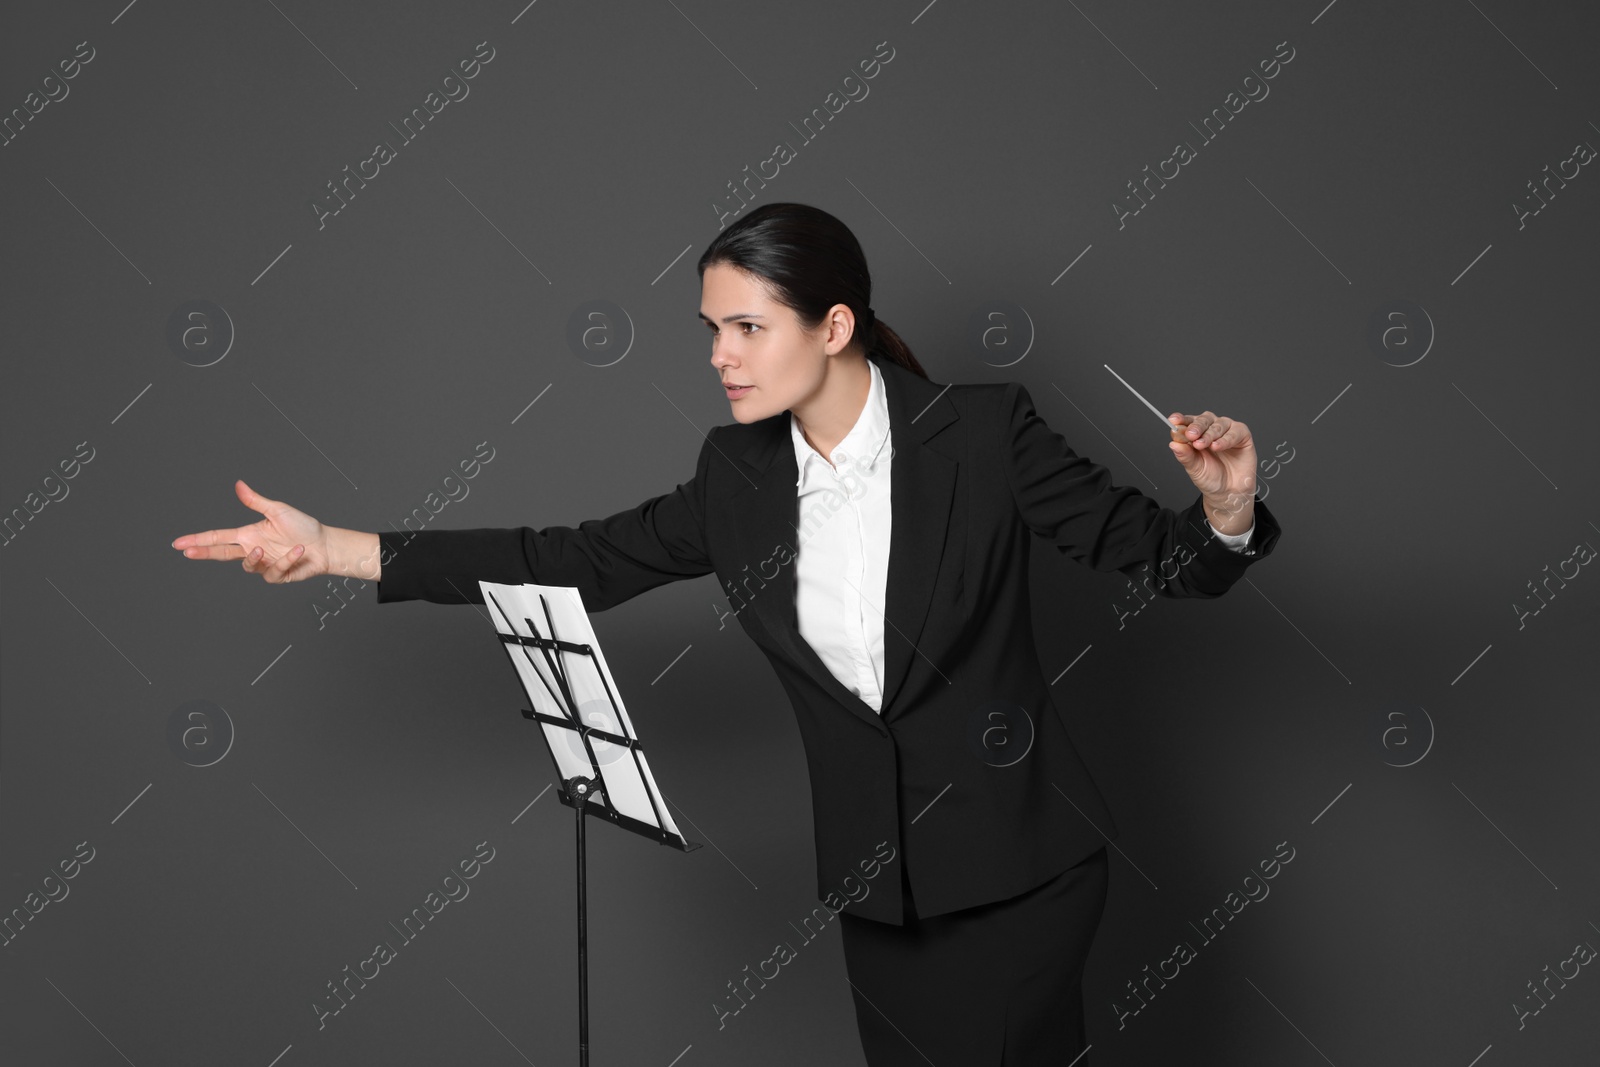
481, 580, 702, 1067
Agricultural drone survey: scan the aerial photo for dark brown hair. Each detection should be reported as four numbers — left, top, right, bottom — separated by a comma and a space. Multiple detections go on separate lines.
697, 202, 928, 379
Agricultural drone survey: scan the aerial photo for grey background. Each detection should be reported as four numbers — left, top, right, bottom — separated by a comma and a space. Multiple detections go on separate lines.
3, 0, 1597, 1064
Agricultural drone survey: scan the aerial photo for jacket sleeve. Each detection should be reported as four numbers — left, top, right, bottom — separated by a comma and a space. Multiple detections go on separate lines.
1002, 381, 1280, 598
374, 428, 718, 611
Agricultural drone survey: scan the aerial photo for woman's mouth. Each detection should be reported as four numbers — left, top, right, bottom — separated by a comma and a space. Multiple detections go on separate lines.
725, 384, 753, 400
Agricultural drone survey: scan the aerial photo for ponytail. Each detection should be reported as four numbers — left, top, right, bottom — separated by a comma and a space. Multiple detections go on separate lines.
863, 316, 927, 379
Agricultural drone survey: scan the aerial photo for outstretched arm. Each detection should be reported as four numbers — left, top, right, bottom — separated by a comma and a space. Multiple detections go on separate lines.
372, 430, 719, 611
173, 430, 720, 615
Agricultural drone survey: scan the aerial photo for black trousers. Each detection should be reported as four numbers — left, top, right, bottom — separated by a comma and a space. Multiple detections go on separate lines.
838, 847, 1109, 1066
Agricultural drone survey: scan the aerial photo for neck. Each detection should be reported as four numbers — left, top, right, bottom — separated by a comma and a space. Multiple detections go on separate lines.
793, 352, 872, 461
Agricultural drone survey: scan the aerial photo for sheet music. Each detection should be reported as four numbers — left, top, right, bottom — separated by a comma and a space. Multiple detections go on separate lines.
480, 580, 683, 841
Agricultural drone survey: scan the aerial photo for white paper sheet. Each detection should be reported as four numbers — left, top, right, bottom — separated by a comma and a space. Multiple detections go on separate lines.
480, 580, 684, 843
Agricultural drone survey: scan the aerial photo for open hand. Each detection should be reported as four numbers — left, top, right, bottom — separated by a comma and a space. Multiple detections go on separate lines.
170, 480, 327, 584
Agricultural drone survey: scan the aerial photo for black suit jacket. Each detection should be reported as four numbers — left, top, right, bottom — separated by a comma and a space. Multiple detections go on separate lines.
374, 351, 1282, 924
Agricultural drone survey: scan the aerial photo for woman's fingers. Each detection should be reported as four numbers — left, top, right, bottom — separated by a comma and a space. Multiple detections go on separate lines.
234, 479, 278, 517
1196, 415, 1229, 448
172, 528, 248, 560
1209, 419, 1249, 451
235, 542, 309, 583
261, 545, 306, 583
1173, 411, 1232, 448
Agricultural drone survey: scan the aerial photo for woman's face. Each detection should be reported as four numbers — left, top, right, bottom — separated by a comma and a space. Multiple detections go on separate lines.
700, 263, 832, 424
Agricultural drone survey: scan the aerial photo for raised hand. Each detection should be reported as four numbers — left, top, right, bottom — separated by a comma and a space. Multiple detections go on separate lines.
1166, 411, 1257, 531
170, 479, 328, 584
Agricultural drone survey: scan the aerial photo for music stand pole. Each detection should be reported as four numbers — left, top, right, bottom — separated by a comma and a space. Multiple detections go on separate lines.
570, 773, 596, 1067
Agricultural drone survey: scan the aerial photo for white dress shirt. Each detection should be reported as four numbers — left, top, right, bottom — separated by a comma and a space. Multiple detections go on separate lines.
789, 360, 1254, 714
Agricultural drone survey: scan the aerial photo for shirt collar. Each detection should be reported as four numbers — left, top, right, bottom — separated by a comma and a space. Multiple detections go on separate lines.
790, 358, 893, 486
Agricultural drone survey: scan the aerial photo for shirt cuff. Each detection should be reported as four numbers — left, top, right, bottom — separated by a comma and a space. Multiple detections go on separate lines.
1209, 518, 1255, 555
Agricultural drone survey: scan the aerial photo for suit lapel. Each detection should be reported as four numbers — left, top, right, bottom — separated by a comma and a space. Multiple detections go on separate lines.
724, 354, 960, 730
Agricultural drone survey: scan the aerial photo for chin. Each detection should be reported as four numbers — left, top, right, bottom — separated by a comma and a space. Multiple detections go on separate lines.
728, 395, 777, 422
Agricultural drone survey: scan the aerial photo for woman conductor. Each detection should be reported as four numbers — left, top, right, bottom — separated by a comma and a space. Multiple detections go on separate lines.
173, 202, 1280, 1065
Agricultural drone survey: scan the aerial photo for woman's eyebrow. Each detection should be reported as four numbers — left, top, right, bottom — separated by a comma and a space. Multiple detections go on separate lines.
697, 312, 767, 324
